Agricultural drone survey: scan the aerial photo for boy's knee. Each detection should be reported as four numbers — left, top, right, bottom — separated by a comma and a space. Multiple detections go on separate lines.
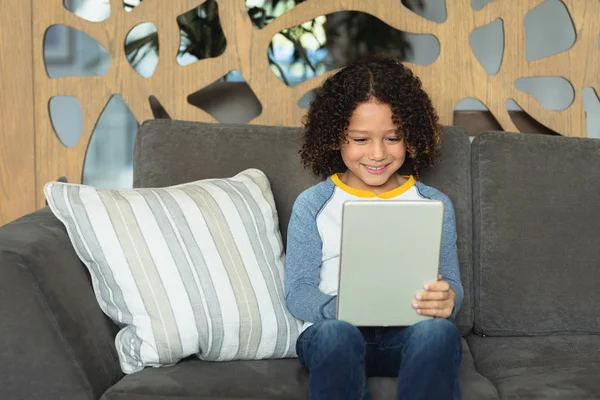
410, 318, 461, 345
312, 320, 363, 348
298, 320, 366, 374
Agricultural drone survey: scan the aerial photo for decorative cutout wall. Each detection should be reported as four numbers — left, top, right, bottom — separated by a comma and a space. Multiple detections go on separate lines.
33, 0, 600, 207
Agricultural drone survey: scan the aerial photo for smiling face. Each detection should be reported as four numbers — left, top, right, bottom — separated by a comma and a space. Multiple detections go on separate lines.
339, 100, 407, 194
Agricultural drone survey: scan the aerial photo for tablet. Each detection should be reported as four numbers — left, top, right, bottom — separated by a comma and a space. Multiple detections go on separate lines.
336, 200, 444, 326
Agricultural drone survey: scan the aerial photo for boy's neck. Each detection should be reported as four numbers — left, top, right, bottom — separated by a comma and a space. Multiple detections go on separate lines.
339, 172, 408, 195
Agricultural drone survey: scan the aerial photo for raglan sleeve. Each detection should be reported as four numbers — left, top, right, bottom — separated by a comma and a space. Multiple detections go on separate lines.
284, 192, 337, 323
439, 195, 464, 321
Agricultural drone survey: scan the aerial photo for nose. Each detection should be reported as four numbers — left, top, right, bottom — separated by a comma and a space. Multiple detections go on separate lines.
369, 141, 386, 161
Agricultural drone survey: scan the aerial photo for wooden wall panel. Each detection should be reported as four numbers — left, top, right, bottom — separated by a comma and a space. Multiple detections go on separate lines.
28, 0, 600, 209
0, 0, 36, 225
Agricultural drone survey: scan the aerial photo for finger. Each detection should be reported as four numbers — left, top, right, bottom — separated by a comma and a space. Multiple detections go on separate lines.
413, 300, 451, 310
416, 307, 451, 318
438, 274, 442, 280
415, 291, 449, 301
424, 280, 450, 291
424, 278, 438, 290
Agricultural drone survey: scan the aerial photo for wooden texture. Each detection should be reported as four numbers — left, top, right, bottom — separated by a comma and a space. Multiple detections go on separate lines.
0, 0, 36, 225
30, 0, 600, 208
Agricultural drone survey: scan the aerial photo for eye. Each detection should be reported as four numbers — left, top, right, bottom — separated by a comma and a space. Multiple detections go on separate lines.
352, 138, 368, 143
385, 136, 401, 142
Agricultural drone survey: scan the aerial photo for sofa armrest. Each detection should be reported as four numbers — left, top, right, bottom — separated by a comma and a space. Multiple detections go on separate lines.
0, 208, 123, 400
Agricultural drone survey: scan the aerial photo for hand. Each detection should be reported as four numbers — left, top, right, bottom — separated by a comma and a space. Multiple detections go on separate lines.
412, 274, 455, 319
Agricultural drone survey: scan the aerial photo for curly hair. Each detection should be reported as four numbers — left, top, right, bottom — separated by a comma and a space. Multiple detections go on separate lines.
299, 54, 441, 180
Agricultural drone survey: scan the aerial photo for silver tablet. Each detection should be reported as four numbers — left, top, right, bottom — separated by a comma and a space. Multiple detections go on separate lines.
336, 200, 444, 326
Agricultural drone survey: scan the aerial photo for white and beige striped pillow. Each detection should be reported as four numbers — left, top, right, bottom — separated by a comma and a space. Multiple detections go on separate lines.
44, 168, 302, 374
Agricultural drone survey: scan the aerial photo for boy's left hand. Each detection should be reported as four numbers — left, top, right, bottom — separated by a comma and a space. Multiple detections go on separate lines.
412, 274, 455, 319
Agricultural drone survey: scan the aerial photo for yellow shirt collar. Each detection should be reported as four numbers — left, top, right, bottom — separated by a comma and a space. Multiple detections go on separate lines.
330, 173, 416, 199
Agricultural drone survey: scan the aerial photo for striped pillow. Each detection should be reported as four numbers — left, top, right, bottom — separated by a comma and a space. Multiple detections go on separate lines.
44, 168, 302, 374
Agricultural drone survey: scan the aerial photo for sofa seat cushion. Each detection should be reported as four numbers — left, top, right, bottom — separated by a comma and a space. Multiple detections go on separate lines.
101, 339, 494, 400
101, 358, 308, 400
468, 335, 600, 399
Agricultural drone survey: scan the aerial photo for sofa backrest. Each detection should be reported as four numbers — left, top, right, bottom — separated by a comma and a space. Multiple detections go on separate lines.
133, 120, 320, 245
133, 119, 473, 334
472, 132, 600, 336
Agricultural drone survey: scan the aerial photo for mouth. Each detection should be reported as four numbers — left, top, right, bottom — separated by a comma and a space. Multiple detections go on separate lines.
362, 164, 389, 175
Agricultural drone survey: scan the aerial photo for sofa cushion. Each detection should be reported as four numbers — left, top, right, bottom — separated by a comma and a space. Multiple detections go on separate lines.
417, 126, 473, 335
101, 339, 495, 400
44, 169, 302, 374
468, 335, 600, 399
101, 358, 307, 400
132, 120, 474, 334
472, 132, 600, 335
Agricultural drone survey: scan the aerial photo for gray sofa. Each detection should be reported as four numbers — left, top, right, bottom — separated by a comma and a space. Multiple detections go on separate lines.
1, 119, 599, 400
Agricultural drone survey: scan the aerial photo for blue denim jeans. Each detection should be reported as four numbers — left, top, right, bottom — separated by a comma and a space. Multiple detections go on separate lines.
296, 319, 462, 400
